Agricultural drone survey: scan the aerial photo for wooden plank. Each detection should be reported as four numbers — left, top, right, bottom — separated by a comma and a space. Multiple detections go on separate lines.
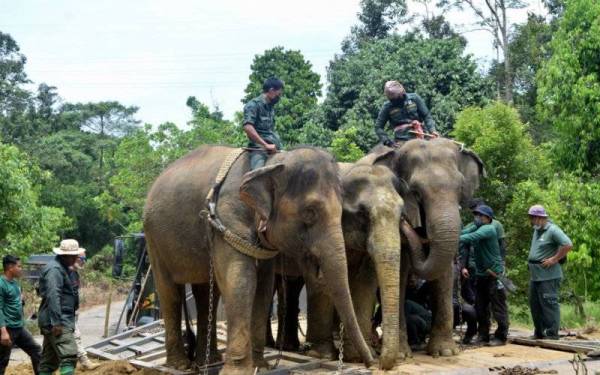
510, 337, 592, 353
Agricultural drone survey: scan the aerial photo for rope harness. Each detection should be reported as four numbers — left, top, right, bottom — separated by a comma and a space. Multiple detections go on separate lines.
202, 148, 280, 260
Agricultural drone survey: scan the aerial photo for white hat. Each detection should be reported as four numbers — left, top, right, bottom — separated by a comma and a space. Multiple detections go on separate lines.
53, 239, 84, 255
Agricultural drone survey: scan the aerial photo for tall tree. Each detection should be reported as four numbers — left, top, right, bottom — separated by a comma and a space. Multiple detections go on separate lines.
243, 47, 322, 145
0, 32, 30, 116
322, 33, 491, 138
440, 0, 527, 103
537, 0, 600, 175
343, 0, 409, 52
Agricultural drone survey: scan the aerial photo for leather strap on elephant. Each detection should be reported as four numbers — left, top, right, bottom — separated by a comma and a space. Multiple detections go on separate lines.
203, 148, 280, 260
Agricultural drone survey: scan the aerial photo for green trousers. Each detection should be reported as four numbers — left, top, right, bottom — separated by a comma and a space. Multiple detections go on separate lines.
529, 278, 561, 339
39, 328, 78, 374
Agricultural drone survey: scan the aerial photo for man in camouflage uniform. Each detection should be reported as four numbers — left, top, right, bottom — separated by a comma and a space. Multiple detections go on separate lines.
527, 205, 573, 340
375, 80, 439, 146
243, 77, 284, 170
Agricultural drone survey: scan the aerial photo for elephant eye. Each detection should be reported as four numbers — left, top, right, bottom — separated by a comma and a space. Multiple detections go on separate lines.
302, 206, 319, 225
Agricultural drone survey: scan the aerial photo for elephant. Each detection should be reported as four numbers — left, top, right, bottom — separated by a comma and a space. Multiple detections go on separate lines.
143, 145, 374, 374
267, 160, 405, 370
368, 138, 485, 358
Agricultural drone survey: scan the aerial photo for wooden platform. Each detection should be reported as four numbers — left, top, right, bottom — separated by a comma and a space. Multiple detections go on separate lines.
87, 319, 600, 374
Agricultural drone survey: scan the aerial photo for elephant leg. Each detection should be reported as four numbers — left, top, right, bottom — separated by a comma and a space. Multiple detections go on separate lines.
398, 251, 412, 360
305, 276, 335, 359
251, 260, 275, 370
427, 267, 460, 357
343, 259, 377, 362
192, 284, 222, 366
213, 241, 257, 375
276, 276, 304, 351
152, 268, 189, 370
265, 276, 278, 348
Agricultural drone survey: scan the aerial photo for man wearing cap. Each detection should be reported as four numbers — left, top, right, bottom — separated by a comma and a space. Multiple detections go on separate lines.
527, 205, 573, 340
243, 77, 284, 170
459, 205, 509, 346
37, 239, 82, 375
375, 80, 439, 146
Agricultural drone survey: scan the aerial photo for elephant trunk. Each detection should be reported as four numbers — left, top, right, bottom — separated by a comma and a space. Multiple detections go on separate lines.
369, 227, 400, 370
401, 201, 459, 280
316, 225, 374, 368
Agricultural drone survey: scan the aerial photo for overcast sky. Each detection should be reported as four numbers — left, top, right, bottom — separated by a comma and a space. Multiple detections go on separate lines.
1, 0, 547, 128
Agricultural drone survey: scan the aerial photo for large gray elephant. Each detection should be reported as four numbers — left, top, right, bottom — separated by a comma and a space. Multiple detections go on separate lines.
269, 160, 405, 370
369, 138, 485, 358
143, 145, 373, 374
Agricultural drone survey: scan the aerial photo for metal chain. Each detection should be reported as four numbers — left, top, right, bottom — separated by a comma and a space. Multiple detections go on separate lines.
203, 258, 215, 375
337, 322, 345, 374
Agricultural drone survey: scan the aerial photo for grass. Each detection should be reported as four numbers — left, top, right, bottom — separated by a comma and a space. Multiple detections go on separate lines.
509, 301, 600, 332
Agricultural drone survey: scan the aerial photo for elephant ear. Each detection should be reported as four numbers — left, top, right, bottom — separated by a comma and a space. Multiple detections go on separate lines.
371, 149, 397, 169
458, 148, 486, 207
239, 163, 285, 221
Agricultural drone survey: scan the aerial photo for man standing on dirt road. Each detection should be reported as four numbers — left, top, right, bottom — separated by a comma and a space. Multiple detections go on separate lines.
527, 205, 573, 340
243, 77, 284, 170
37, 239, 82, 375
375, 80, 439, 146
0, 255, 42, 375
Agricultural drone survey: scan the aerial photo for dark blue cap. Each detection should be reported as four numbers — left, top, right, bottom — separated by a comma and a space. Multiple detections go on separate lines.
472, 205, 494, 218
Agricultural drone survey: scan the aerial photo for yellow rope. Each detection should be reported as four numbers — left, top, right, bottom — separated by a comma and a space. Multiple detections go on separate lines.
204, 148, 279, 260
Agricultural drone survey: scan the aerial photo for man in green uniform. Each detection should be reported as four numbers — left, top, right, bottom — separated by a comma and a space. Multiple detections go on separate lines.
243, 77, 284, 170
38, 239, 82, 375
375, 80, 439, 146
527, 205, 572, 340
0, 255, 41, 374
460, 205, 509, 346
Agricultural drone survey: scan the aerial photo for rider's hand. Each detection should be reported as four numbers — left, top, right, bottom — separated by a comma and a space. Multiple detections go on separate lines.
461, 268, 470, 279
51, 325, 63, 337
0, 331, 11, 347
431, 131, 440, 138
383, 139, 394, 147
264, 144, 277, 154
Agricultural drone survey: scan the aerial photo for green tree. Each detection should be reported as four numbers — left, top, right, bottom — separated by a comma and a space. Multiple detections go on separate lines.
330, 127, 366, 162
452, 102, 550, 211
243, 47, 322, 145
0, 142, 70, 258
537, 0, 600, 175
0, 32, 30, 116
323, 33, 491, 136
343, 0, 409, 52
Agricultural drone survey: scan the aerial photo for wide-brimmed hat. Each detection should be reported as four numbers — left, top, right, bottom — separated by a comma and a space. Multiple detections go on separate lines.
53, 239, 85, 255
528, 204, 548, 217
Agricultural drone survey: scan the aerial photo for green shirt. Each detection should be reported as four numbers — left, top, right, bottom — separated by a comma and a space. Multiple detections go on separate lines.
243, 94, 282, 149
38, 257, 78, 329
0, 276, 23, 328
528, 222, 572, 281
460, 224, 503, 277
375, 93, 436, 143
460, 219, 506, 268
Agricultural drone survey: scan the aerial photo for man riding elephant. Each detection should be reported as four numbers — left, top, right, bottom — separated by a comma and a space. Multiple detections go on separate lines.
374, 80, 439, 146
243, 77, 284, 170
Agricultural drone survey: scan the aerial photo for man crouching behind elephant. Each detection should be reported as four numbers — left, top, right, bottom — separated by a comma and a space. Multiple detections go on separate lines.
144, 145, 373, 374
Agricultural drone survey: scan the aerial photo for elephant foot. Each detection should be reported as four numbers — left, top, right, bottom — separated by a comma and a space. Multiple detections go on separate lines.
427, 335, 460, 358
220, 363, 253, 375
253, 358, 271, 371
305, 341, 335, 360
276, 339, 300, 352
378, 348, 397, 370
398, 336, 413, 360
166, 353, 191, 370
342, 342, 377, 363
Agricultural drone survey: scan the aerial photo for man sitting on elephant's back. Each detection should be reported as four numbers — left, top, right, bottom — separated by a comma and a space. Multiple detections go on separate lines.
375, 80, 439, 147
459, 205, 509, 347
243, 77, 284, 170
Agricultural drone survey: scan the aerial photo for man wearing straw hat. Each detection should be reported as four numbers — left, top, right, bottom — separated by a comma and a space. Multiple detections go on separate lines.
37, 239, 83, 375
527, 205, 573, 340
375, 80, 439, 146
